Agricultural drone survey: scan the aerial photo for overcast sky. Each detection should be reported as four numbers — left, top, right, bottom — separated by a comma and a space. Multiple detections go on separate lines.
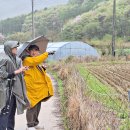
0, 0, 68, 20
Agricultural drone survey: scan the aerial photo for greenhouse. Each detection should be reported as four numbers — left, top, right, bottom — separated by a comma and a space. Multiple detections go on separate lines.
46, 41, 100, 61
0, 41, 100, 61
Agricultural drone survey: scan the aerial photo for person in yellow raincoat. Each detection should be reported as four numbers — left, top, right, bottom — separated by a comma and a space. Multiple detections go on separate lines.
22, 45, 55, 130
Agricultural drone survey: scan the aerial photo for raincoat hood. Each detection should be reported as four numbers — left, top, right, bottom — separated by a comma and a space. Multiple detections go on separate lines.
4, 41, 19, 55
4, 41, 19, 64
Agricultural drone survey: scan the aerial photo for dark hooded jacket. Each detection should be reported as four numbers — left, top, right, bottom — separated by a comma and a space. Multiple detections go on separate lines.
0, 41, 29, 114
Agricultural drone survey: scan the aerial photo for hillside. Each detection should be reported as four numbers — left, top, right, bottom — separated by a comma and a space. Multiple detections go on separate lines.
0, 0, 129, 51
0, 0, 107, 40
62, 0, 130, 43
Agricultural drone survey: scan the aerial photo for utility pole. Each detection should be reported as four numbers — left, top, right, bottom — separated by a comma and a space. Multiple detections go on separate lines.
112, 0, 116, 56
32, 0, 35, 39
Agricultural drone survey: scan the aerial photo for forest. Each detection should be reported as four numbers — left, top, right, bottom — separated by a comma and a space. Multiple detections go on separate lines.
0, 0, 129, 50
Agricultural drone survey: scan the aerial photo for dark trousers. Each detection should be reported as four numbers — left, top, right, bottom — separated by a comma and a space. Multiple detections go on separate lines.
26, 102, 41, 127
0, 95, 16, 130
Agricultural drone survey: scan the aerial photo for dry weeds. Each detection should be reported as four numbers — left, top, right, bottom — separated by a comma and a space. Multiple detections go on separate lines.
55, 62, 121, 130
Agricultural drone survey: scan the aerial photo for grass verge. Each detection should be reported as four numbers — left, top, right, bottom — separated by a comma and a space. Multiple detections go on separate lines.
51, 71, 69, 130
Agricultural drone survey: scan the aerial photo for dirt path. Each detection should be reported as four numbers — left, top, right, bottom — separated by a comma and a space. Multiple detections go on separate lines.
15, 76, 63, 130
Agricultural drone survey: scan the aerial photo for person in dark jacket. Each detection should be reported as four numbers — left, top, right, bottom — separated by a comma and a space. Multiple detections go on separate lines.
0, 41, 30, 130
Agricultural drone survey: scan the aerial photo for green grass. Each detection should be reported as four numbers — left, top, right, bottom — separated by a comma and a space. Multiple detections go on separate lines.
78, 64, 115, 94
77, 64, 128, 115
51, 71, 69, 130
115, 48, 130, 56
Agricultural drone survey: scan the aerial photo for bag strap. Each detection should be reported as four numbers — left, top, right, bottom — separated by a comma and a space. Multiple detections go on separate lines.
36, 65, 43, 73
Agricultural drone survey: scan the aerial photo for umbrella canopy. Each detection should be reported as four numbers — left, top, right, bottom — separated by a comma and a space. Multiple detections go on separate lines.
17, 35, 49, 57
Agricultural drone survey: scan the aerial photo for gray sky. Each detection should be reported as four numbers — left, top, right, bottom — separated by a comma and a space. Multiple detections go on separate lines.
0, 0, 68, 20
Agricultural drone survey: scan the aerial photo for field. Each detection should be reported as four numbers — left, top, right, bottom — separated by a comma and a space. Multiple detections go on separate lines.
86, 63, 130, 100
49, 59, 130, 130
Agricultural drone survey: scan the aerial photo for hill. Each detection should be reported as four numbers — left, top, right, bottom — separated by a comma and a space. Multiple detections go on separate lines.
0, 0, 106, 40
0, 0, 130, 51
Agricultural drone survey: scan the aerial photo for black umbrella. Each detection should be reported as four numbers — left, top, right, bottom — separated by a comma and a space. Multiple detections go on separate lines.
17, 35, 49, 58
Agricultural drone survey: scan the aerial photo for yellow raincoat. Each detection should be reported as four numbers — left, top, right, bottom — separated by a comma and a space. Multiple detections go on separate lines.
23, 52, 53, 107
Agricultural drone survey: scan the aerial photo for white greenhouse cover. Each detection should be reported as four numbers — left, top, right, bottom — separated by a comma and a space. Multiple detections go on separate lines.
47, 41, 100, 61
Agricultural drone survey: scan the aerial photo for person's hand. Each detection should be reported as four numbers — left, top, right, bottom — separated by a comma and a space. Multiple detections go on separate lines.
48, 51, 55, 55
14, 66, 29, 75
41, 63, 47, 68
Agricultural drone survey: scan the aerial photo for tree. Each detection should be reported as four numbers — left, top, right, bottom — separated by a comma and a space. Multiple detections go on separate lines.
7, 32, 31, 42
0, 15, 26, 35
69, 0, 84, 5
